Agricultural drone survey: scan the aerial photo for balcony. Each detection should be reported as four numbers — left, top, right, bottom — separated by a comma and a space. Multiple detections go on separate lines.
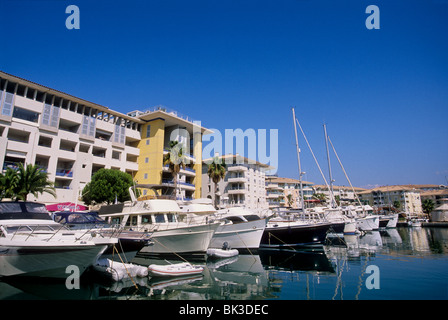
161, 179, 196, 191
163, 165, 196, 177
228, 177, 246, 183
227, 165, 248, 172
55, 168, 74, 178
228, 187, 247, 195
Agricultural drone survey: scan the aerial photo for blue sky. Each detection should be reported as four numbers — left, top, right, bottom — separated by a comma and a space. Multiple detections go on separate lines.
1, 0, 447, 188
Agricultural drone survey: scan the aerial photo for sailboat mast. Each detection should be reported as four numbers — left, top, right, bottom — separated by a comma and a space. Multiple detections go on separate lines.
292, 107, 305, 211
323, 123, 335, 208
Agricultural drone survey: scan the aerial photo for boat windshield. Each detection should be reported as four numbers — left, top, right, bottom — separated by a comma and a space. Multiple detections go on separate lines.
53, 212, 107, 225
0, 202, 52, 220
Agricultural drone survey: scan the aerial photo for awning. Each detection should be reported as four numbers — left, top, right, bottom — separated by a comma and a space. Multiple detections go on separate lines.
46, 202, 88, 212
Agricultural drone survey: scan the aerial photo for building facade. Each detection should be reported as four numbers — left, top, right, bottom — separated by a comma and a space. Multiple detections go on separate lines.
312, 184, 367, 205
0, 71, 208, 204
202, 154, 271, 212
129, 107, 210, 200
358, 185, 424, 215
265, 176, 314, 209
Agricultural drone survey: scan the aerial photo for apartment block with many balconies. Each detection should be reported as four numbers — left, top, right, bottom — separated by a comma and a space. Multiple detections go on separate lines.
0, 71, 142, 204
202, 154, 272, 212
0, 71, 209, 205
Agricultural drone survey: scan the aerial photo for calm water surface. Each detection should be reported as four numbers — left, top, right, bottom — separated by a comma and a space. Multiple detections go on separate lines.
1, 227, 447, 300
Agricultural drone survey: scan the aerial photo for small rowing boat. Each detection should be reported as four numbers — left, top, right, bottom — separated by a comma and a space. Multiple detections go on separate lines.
147, 262, 204, 277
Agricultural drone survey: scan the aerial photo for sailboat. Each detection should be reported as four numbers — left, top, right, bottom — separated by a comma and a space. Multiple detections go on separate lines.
259, 108, 333, 250
322, 125, 381, 232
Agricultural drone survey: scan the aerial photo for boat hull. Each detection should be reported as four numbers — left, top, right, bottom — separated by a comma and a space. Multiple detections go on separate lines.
209, 218, 266, 251
356, 216, 380, 231
260, 222, 332, 249
0, 243, 108, 278
138, 223, 219, 256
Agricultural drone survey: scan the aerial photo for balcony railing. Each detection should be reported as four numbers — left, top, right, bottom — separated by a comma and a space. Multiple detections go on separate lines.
55, 169, 73, 177
162, 179, 195, 188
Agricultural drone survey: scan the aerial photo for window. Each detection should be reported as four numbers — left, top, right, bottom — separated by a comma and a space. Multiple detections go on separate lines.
145, 157, 149, 163
82, 115, 96, 137
146, 125, 151, 138
1, 92, 14, 116
114, 121, 125, 144
142, 215, 152, 224
146, 139, 150, 145
38, 135, 52, 148
144, 173, 148, 179
41, 103, 60, 128
166, 214, 176, 223
12, 107, 39, 123
154, 214, 165, 223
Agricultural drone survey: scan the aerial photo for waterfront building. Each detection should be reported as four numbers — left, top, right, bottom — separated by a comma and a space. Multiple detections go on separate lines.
129, 107, 211, 200
312, 184, 367, 205
265, 176, 314, 209
358, 185, 424, 215
201, 154, 272, 212
419, 189, 448, 207
0, 71, 209, 204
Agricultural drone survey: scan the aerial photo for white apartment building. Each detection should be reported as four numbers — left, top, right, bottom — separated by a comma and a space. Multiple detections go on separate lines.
265, 176, 314, 209
312, 184, 367, 204
202, 154, 272, 212
358, 185, 424, 215
0, 71, 142, 204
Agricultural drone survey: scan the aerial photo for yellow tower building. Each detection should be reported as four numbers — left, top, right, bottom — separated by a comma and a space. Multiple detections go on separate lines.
129, 107, 211, 200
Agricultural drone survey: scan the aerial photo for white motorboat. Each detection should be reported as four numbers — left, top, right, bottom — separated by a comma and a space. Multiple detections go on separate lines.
311, 206, 358, 235
52, 210, 152, 262
181, 200, 266, 252
99, 189, 220, 258
0, 201, 117, 278
407, 217, 427, 227
343, 205, 380, 231
380, 213, 399, 228
148, 262, 204, 277
356, 215, 380, 231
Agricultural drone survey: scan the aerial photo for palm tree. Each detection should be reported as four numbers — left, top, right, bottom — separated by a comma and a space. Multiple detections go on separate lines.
0, 167, 19, 200
207, 156, 227, 209
312, 192, 327, 204
163, 140, 187, 199
286, 194, 293, 207
15, 163, 56, 201
422, 199, 435, 215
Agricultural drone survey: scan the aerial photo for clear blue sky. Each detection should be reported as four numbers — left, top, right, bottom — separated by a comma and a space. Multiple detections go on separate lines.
1, 0, 447, 188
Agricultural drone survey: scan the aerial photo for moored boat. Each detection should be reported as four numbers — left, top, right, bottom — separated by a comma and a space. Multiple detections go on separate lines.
180, 199, 267, 252
0, 201, 117, 278
260, 215, 332, 249
99, 189, 220, 259
52, 210, 152, 261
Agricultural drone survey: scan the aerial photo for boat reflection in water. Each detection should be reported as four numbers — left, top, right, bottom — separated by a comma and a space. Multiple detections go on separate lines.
2, 228, 447, 300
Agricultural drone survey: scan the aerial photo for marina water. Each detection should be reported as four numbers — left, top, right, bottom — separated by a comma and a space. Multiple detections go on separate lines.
1, 227, 447, 300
